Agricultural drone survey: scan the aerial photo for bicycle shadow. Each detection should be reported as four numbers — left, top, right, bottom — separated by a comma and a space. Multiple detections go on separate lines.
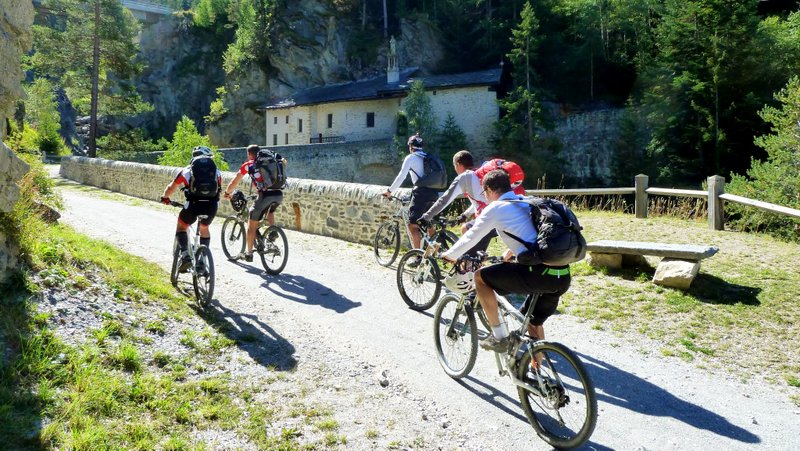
579, 353, 760, 444
192, 299, 298, 371
455, 374, 611, 450
261, 272, 362, 313
456, 375, 529, 423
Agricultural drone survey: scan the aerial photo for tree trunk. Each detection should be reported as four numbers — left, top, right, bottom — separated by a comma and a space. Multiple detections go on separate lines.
526, 36, 533, 154
383, 0, 388, 37
88, 0, 100, 158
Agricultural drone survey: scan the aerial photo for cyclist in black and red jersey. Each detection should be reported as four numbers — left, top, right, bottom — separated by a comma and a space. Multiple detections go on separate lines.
223, 144, 287, 262
161, 146, 223, 272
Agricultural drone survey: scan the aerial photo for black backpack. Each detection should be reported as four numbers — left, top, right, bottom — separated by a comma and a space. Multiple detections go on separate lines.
411, 151, 448, 190
506, 197, 587, 266
250, 148, 286, 191
187, 156, 219, 200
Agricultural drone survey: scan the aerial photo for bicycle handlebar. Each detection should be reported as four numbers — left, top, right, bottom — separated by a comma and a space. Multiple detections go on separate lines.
169, 200, 184, 208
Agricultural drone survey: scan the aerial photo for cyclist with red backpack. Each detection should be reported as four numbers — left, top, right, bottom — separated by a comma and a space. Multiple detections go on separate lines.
223, 144, 287, 262
161, 146, 223, 273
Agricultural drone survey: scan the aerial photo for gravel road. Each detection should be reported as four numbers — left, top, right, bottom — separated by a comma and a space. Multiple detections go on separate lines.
56, 181, 799, 450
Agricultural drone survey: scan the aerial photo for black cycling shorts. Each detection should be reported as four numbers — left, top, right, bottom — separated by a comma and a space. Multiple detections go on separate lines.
179, 200, 218, 227
250, 190, 283, 221
479, 262, 571, 325
409, 187, 439, 224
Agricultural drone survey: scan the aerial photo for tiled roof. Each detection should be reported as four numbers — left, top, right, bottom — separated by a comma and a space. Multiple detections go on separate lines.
261, 67, 502, 110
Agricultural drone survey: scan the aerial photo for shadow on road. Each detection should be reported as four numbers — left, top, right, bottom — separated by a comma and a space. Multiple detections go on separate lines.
580, 353, 760, 444
260, 272, 362, 313
193, 299, 298, 371
456, 375, 529, 423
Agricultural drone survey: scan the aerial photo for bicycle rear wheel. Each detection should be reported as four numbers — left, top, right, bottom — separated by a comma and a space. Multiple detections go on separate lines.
374, 220, 400, 266
170, 239, 181, 287
258, 225, 288, 274
192, 246, 215, 305
221, 216, 245, 260
396, 249, 441, 311
433, 293, 478, 378
516, 341, 597, 449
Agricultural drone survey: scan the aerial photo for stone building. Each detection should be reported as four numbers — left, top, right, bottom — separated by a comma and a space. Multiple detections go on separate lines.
259, 39, 505, 153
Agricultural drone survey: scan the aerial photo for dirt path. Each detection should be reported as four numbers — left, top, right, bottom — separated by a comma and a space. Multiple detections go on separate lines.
56, 180, 799, 450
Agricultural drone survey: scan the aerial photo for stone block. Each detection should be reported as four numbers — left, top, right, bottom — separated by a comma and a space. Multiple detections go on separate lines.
588, 252, 622, 269
653, 258, 700, 290
622, 254, 649, 268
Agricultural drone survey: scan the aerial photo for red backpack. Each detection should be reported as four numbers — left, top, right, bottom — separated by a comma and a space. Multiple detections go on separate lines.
474, 158, 526, 195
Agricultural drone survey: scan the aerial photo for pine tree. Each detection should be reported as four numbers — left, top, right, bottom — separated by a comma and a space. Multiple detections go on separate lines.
30, 0, 150, 157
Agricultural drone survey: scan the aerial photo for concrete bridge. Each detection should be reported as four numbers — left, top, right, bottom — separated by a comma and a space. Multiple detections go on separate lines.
32, 0, 173, 25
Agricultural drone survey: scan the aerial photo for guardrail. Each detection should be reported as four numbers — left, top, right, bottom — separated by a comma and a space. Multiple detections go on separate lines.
525, 174, 800, 230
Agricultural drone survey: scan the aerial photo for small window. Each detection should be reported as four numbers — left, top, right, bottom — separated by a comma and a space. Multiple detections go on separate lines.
285, 133, 288, 145
273, 116, 277, 124
298, 118, 303, 133
272, 134, 278, 145
327, 113, 333, 129
366, 112, 375, 128
285, 115, 289, 124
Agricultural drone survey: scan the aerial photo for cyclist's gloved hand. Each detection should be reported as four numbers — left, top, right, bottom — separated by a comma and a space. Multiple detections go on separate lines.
456, 214, 468, 224
417, 218, 431, 229
160, 196, 171, 205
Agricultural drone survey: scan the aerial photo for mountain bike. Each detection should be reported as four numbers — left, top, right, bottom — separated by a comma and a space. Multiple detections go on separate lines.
374, 194, 459, 267
168, 201, 214, 306
395, 217, 459, 311
433, 253, 597, 449
220, 190, 288, 275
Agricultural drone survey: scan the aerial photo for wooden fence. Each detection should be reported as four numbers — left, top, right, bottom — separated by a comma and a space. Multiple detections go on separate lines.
525, 174, 800, 230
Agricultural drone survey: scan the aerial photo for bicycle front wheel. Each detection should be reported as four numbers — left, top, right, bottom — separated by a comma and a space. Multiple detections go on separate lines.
221, 216, 245, 260
374, 220, 400, 266
434, 230, 459, 254
192, 245, 215, 305
516, 341, 597, 449
396, 249, 441, 311
433, 293, 478, 378
258, 225, 288, 274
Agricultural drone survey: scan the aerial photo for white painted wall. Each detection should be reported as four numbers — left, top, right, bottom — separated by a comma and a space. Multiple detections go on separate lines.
429, 86, 498, 152
264, 85, 498, 151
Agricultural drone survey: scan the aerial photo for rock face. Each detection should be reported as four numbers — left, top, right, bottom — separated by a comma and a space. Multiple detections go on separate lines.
207, 2, 446, 147
123, 13, 228, 138
1, 0, 34, 286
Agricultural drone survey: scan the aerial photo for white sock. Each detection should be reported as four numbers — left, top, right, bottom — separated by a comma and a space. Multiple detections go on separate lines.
492, 323, 509, 340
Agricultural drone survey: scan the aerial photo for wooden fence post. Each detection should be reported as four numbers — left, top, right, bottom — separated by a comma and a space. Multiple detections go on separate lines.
635, 174, 648, 218
708, 175, 725, 230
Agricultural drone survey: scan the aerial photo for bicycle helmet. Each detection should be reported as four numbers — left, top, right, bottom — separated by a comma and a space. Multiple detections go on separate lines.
230, 190, 246, 212
407, 134, 423, 148
192, 146, 213, 158
444, 267, 475, 294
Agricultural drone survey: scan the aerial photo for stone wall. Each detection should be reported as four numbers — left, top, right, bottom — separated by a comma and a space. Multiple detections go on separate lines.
550, 109, 624, 185
115, 139, 401, 186
60, 157, 411, 246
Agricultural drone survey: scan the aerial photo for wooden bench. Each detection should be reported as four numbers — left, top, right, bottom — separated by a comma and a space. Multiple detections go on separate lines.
586, 240, 719, 289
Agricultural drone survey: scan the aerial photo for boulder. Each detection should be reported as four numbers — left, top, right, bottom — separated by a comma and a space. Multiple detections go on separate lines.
653, 258, 701, 290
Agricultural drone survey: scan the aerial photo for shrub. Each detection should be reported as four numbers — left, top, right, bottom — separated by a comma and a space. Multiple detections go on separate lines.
97, 129, 167, 161
157, 116, 228, 170
727, 76, 800, 240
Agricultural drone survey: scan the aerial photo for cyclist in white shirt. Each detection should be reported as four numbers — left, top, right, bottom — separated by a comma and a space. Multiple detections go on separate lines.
382, 135, 440, 249
441, 170, 571, 352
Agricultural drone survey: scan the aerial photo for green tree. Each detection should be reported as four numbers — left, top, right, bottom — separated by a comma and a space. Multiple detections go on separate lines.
434, 113, 467, 178
639, 0, 763, 183
727, 76, 800, 238
496, 1, 543, 156
158, 116, 229, 170
30, 0, 151, 157
23, 78, 67, 155
402, 80, 437, 139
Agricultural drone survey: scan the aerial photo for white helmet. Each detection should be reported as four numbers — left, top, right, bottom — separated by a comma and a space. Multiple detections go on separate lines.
192, 146, 212, 158
444, 267, 475, 294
